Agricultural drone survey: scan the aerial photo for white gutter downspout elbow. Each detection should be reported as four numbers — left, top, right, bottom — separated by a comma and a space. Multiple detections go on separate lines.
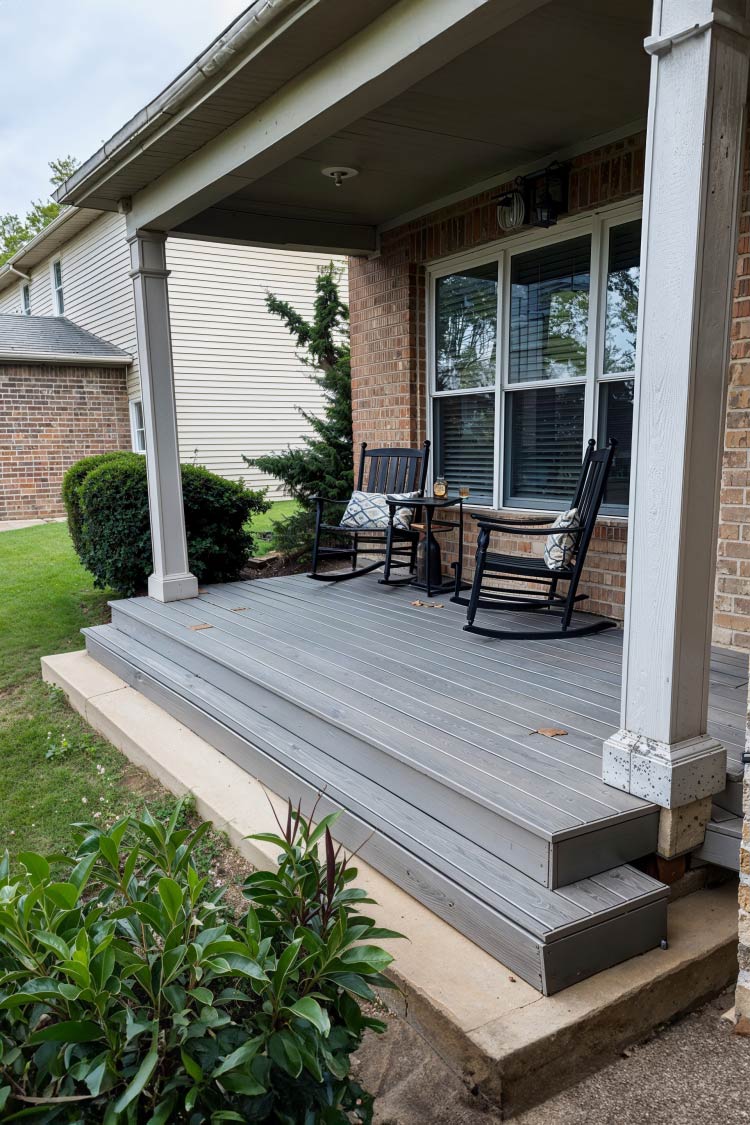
7, 264, 31, 282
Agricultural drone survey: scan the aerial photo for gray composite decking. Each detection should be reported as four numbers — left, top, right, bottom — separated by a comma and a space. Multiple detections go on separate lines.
695, 805, 744, 871
83, 572, 748, 994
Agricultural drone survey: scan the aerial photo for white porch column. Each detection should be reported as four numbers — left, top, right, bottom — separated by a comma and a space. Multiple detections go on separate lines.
128, 231, 198, 602
603, 0, 750, 809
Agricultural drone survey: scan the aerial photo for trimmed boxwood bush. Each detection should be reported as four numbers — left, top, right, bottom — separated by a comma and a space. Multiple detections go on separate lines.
62, 451, 138, 556
67, 454, 268, 596
0, 802, 398, 1122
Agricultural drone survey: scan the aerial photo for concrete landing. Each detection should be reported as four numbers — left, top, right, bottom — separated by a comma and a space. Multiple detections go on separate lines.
43, 648, 740, 1118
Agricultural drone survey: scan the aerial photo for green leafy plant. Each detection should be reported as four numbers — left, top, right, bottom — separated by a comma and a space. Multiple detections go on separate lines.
244, 263, 352, 558
0, 801, 399, 1122
61, 451, 136, 556
63, 454, 269, 596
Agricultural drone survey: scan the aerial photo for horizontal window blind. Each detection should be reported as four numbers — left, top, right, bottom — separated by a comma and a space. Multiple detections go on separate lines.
434, 393, 495, 505
509, 236, 590, 383
435, 262, 497, 391
504, 384, 585, 505
598, 380, 634, 507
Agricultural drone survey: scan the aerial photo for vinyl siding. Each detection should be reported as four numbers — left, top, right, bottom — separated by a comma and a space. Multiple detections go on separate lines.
165, 239, 345, 494
0, 217, 346, 497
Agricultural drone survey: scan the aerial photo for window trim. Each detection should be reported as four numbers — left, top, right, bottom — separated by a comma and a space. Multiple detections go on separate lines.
425, 197, 641, 516
21, 284, 31, 315
129, 399, 146, 453
51, 259, 64, 315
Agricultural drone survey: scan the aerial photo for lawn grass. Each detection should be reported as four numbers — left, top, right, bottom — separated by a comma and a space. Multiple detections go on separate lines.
0, 523, 228, 868
248, 498, 298, 555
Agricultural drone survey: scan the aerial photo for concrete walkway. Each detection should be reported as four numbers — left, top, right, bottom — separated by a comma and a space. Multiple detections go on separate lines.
0, 517, 66, 532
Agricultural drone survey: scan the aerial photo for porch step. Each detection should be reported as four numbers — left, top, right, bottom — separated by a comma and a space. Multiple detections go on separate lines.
102, 590, 659, 890
83, 622, 669, 996
695, 805, 743, 871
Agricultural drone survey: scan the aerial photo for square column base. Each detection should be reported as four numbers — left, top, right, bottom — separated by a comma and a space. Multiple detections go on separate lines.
602, 729, 726, 808
148, 571, 199, 602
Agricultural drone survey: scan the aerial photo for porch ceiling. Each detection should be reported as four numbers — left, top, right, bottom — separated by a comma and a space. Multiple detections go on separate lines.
177, 0, 651, 248
58, 0, 652, 257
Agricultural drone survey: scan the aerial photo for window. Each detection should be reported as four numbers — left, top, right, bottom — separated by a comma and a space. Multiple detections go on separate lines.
429, 210, 641, 514
130, 399, 146, 453
21, 284, 30, 315
52, 259, 64, 314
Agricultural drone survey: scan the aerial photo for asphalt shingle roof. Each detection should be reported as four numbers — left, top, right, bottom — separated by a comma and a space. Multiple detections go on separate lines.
0, 314, 131, 364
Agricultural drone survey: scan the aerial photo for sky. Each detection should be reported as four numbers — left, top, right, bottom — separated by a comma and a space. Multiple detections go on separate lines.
0, 0, 248, 217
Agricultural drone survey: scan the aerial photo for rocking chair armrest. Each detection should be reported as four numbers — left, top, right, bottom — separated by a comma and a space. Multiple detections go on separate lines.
470, 513, 557, 529
479, 524, 569, 537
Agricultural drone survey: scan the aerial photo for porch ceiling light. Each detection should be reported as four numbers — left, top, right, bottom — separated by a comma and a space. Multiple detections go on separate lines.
321, 166, 359, 188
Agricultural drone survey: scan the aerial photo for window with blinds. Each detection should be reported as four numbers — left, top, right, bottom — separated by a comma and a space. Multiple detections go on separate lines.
509, 236, 590, 383
429, 211, 641, 514
434, 393, 495, 505
435, 262, 497, 391
505, 385, 585, 505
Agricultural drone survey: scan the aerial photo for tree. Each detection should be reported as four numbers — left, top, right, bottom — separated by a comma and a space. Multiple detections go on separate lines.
0, 155, 79, 265
244, 263, 352, 556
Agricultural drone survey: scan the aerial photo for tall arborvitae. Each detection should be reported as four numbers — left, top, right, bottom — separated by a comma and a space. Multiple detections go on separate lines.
245, 263, 352, 555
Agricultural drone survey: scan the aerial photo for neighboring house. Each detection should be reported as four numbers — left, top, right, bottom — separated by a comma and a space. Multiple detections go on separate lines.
39, 0, 750, 1096
0, 206, 346, 517
0, 314, 131, 518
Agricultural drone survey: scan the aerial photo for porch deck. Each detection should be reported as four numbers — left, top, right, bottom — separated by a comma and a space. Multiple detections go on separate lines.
83, 572, 748, 994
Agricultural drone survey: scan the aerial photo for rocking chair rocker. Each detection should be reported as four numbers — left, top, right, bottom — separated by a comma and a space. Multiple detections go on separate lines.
308, 440, 430, 583
460, 438, 617, 640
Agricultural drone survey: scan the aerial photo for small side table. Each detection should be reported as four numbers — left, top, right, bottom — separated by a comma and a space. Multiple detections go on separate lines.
381, 495, 468, 598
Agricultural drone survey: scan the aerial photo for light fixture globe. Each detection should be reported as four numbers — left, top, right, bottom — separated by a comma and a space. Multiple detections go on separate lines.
496, 184, 525, 231
321, 166, 359, 188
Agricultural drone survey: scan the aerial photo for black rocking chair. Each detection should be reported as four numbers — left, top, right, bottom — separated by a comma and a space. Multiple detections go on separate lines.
309, 440, 430, 582
461, 438, 617, 640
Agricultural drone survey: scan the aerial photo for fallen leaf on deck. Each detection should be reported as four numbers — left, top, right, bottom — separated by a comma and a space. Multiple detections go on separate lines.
411, 600, 424, 607
428, 603, 445, 609
230, 607, 250, 612
188, 623, 213, 631
534, 727, 568, 738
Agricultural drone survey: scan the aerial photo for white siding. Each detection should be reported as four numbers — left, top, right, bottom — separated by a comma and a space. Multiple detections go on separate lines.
165, 239, 346, 495
0, 216, 346, 497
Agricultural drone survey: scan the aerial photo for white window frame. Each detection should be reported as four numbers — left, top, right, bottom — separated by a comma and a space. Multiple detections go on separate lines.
129, 399, 147, 453
426, 197, 641, 516
51, 259, 64, 315
21, 284, 31, 315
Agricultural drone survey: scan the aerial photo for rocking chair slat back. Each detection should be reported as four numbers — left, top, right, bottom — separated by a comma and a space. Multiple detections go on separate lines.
359, 441, 431, 496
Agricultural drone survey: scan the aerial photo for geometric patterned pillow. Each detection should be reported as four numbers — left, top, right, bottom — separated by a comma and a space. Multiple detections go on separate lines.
340, 491, 418, 531
543, 507, 580, 571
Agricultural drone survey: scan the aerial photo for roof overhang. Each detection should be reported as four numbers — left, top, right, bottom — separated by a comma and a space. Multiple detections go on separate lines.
0, 351, 131, 366
0, 207, 100, 294
56, 0, 653, 257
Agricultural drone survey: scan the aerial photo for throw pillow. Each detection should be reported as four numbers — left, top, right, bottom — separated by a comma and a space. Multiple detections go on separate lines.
543, 508, 580, 571
340, 491, 418, 531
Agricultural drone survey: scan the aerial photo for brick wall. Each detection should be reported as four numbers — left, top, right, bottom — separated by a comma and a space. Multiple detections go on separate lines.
716, 121, 750, 651
0, 363, 131, 520
349, 125, 750, 637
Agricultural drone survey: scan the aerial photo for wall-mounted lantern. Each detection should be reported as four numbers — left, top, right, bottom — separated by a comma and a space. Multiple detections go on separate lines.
494, 161, 570, 232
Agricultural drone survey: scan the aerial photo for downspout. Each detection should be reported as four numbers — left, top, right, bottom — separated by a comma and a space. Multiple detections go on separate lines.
7, 264, 31, 282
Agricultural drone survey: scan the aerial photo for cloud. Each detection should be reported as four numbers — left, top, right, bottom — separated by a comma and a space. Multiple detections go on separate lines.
0, 0, 247, 215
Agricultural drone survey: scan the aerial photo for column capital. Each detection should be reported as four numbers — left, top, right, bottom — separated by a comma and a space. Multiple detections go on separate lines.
645, 1, 750, 57
128, 230, 170, 279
